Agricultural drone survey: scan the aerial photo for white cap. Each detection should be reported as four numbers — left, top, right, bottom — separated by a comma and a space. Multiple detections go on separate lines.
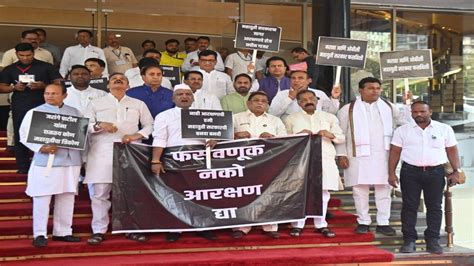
173, 84, 193, 93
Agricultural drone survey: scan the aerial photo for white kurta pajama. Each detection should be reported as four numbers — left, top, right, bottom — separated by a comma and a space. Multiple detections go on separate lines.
232, 110, 287, 234
84, 94, 154, 234
285, 110, 345, 229
20, 103, 83, 238
335, 97, 407, 226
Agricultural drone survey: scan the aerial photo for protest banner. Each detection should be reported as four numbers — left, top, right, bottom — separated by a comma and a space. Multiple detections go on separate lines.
235, 22, 282, 75
161, 65, 181, 87
181, 109, 233, 140
315, 37, 368, 85
26, 111, 89, 150
379, 49, 433, 104
111, 135, 322, 233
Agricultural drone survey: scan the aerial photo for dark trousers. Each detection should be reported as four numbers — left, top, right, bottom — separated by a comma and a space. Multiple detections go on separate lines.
400, 163, 445, 243
12, 108, 31, 171
0, 105, 10, 131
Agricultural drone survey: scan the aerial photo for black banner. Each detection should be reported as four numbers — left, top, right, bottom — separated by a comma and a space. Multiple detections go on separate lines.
235, 23, 282, 52
315, 37, 368, 68
26, 111, 89, 150
181, 109, 233, 140
161, 65, 181, 87
61, 77, 108, 92
112, 135, 322, 233
379, 49, 433, 80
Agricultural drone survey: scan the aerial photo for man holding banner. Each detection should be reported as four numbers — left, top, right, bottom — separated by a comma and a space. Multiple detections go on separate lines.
231, 91, 287, 239
19, 84, 83, 247
285, 90, 345, 238
151, 84, 218, 242
336, 77, 405, 236
84, 73, 154, 245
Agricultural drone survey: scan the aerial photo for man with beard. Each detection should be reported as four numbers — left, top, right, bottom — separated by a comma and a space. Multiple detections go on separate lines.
269, 71, 340, 121
184, 37, 198, 54
151, 84, 218, 242
103, 33, 138, 74
136, 40, 156, 61
183, 71, 221, 110
63, 65, 107, 114
84, 73, 154, 245
0, 43, 62, 173
182, 36, 225, 72
284, 90, 345, 237
389, 101, 461, 254
60, 30, 108, 78
220, 73, 253, 113
1, 30, 53, 67
231, 91, 287, 239
160, 39, 187, 68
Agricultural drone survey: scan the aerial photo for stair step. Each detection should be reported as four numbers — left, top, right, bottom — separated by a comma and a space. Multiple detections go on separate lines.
0, 173, 27, 182
0, 159, 17, 170
0, 201, 92, 218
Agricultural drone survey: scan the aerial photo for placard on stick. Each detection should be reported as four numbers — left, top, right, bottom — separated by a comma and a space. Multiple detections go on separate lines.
26, 111, 89, 150
181, 109, 233, 140
379, 49, 433, 80
235, 23, 282, 52
315, 37, 368, 68
161, 65, 181, 87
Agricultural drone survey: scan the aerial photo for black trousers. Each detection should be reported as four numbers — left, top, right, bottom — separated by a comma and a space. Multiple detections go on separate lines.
0, 105, 10, 131
12, 107, 32, 171
400, 162, 445, 243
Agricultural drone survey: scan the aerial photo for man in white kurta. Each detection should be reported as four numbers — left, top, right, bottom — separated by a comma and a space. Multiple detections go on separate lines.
151, 84, 218, 242
181, 36, 225, 72
83, 73, 154, 245
198, 50, 234, 100
335, 77, 406, 236
231, 91, 287, 239
284, 90, 345, 238
183, 71, 222, 110
20, 84, 83, 247
63, 65, 107, 114
268, 71, 341, 121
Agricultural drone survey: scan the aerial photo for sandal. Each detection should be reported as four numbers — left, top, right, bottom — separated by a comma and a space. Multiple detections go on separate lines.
87, 233, 105, 245
290, 228, 303, 237
126, 233, 148, 242
316, 227, 336, 238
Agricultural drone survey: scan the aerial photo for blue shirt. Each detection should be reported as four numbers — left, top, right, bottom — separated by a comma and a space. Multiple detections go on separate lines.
126, 85, 174, 118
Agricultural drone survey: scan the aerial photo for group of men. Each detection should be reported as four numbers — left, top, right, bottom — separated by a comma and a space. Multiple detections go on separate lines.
0, 28, 462, 256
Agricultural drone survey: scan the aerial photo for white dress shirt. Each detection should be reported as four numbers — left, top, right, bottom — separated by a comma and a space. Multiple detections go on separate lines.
83, 94, 154, 183
124, 67, 172, 90
63, 85, 107, 114
233, 110, 287, 138
181, 50, 225, 72
60, 44, 108, 78
391, 120, 457, 167
152, 107, 205, 148
191, 89, 222, 110
224, 51, 252, 80
285, 111, 345, 190
199, 69, 235, 100
268, 88, 339, 121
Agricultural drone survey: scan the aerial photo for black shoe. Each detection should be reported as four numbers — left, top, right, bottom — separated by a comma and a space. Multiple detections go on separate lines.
32, 236, 48, 248
87, 233, 105, 246
354, 224, 370, 234
376, 225, 396, 236
426, 240, 443, 254
166, 232, 181, 242
263, 231, 279, 239
52, 235, 81, 242
326, 211, 334, 219
231, 230, 245, 239
196, 231, 218, 241
17, 169, 28, 174
290, 228, 303, 237
125, 233, 148, 242
400, 241, 416, 253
